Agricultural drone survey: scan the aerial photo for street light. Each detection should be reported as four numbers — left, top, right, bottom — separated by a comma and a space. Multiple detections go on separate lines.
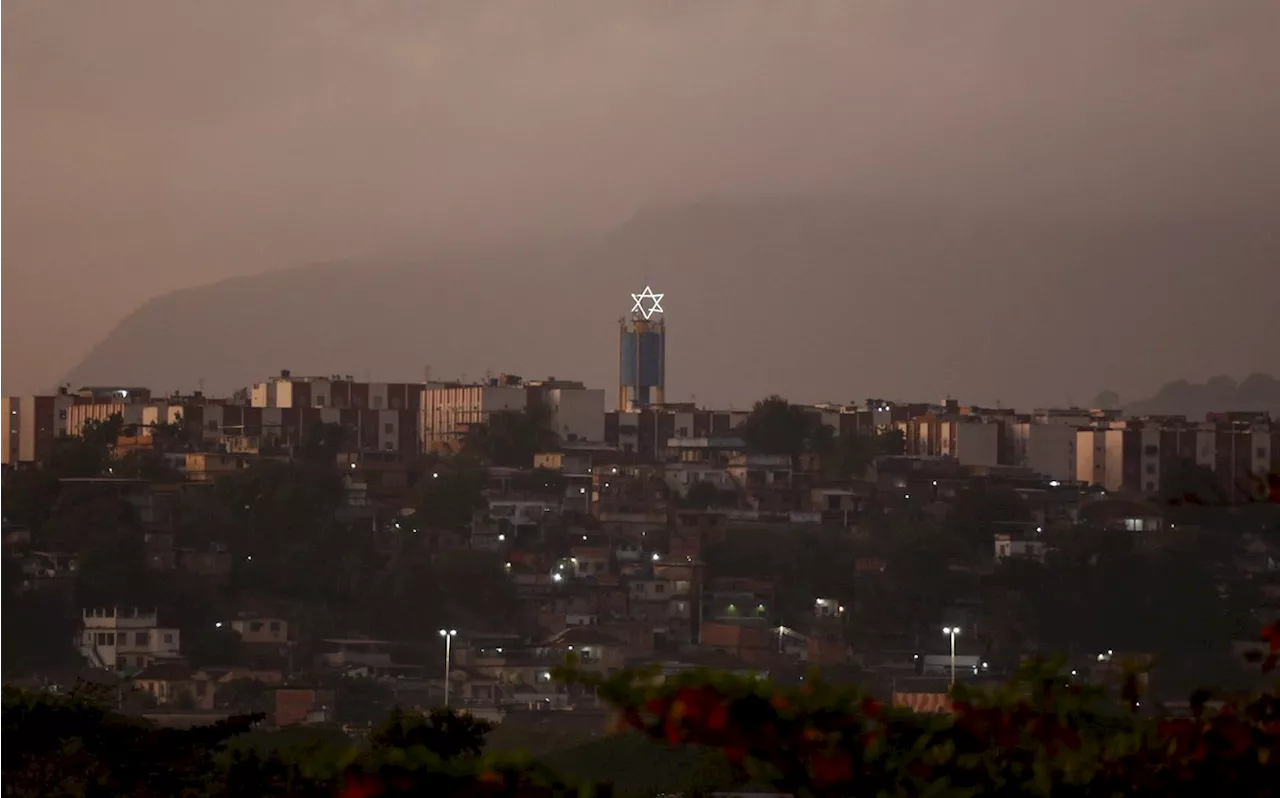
438, 628, 457, 707
942, 626, 961, 687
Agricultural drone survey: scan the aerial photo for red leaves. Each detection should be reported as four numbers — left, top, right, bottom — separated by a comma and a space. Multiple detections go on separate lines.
809, 750, 854, 786
338, 774, 385, 798
593, 652, 1280, 796
1260, 623, 1280, 673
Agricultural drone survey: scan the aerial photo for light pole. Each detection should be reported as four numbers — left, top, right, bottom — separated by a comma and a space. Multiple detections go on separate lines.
438, 628, 457, 708
942, 626, 960, 688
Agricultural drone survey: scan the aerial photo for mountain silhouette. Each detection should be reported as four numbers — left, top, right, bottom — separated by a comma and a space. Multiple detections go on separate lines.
1122, 374, 1280, 419
61, 194, 1278, 409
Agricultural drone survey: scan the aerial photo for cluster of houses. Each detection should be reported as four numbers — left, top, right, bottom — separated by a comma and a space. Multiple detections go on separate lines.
6, 374, 1280, 726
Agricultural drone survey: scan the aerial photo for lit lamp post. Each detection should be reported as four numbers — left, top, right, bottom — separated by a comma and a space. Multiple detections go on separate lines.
438, 628, 457, 707
942, 626, 960, 687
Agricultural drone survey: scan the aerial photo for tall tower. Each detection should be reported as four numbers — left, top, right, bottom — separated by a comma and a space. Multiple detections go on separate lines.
619, 286, 666, 411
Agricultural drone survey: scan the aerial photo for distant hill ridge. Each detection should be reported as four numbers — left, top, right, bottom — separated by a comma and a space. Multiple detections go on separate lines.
1121, 374, 1280, 419
61, 194, 1279, 409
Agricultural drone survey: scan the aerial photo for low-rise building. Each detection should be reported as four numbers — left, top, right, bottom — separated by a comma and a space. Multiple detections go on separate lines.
79, 606, 181, 672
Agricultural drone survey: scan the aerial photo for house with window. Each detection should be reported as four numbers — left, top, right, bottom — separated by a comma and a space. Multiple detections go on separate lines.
229, 616, 289, 645
78, 606, 181, 672
132, 663, 216, 709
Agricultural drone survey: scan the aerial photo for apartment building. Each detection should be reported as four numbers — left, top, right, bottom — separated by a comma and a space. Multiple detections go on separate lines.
422, 376, 605, 451
250, 370, 423, 411
3, 395, 75, 465
897, 414, 1005, 468
78, 606, 181, 671
1076, 418, 1278, 499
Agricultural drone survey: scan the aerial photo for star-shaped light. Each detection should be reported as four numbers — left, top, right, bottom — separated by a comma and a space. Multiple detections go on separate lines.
630, 286, 665, 319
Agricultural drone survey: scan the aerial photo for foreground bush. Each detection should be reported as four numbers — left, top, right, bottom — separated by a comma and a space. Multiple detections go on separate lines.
6, 643, 1280, 797
565, 656, 1280, 797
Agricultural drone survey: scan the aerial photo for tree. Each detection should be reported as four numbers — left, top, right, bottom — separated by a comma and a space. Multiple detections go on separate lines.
946, 484, 1032, 550
460, 403, 559, 468
823, 433, 881, 480
45, 414, 125, 478
114, 449, 184, 483
683, 480, 721, 510
876, 427, 906, 456
413, 463, 487, 529
740, 395, 829, 465
298, 422, 348, 464
185, 625, 247, 668
368, 707, 493, 760
1, 468, 62, 532
1161, 456, 1229, 506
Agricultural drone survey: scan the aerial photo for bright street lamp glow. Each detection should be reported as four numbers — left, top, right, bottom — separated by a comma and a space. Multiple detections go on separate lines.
438, 628, 456, 637
942, 626, 960, 635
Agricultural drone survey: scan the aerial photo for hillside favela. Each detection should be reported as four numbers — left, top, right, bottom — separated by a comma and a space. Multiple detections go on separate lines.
6, 2, 1280, 796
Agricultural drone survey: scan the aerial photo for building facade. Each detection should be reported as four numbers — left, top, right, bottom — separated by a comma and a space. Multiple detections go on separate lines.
79, 606, 181, 672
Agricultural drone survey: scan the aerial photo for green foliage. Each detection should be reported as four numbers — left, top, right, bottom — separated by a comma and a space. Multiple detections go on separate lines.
298, 422, 350, 464
740, 395, 829, 461
114, 448, 185, 483
703, 527, 865, 622
1161, 455, 1229, 506
823, 429, 906, 479
563, 660, 1280, 798
682, 479, 722, 509
369, 707, 493, 760
47, 414, 125, 478
542, 732, 736, 798
2, 685, 261, 798
460, 403, 559, 468
946, 483, 1032, 548
412, 463, 487, 529
187, 625, 249, 669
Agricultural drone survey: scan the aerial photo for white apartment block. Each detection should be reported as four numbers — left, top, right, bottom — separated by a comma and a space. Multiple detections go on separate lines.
1012, 422, 1078, 482
79, 606, 181, 672
542, 387, 605, 443
3, 395, 75, 465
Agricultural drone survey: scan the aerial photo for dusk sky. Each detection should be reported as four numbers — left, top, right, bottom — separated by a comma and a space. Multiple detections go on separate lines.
4, 1, 1279, 401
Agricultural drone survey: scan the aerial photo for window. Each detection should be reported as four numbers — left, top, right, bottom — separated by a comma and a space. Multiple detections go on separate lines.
315, 396, 326, 406
373, 396, 384, 409
384, 423, 394, 434
1145, 463, 1155, 475
1259, 447, 1268, 459
135, 632, 149, 645
250, 621, 263, 633
655, 583, 665, 593
58, 409, 67, 420
207, 420, 218, 430
163, 633, 174, 644
269, 621, 281, 633
1144, 445, 1158, 456
106, 633, 115, 645
1145, 482, 1156, 492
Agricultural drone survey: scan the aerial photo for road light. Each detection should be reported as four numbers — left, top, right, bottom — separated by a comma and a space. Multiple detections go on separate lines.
942, 626, 961, 687
438, 628, 457, 707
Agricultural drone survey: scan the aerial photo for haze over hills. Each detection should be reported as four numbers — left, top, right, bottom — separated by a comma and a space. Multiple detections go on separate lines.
1121, 374, 1280, 419
60, 194, 1279, 410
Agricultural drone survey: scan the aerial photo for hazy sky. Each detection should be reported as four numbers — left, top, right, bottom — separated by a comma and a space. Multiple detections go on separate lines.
4, 0, 1280, 396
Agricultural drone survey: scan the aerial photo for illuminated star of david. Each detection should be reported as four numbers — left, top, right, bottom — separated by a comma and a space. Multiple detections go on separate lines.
630, 286, 665, 319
